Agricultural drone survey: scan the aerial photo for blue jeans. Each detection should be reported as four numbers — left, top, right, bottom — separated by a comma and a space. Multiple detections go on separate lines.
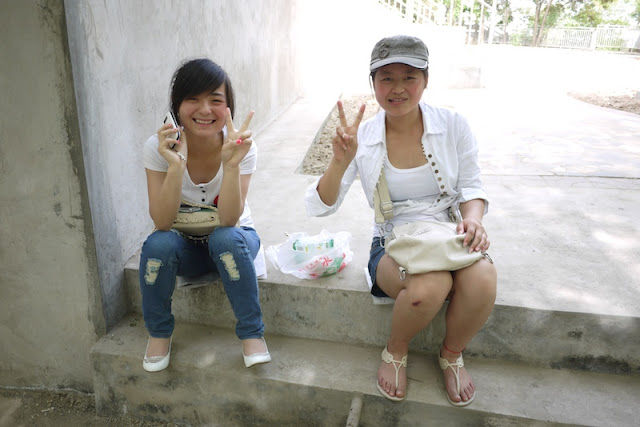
368, 236, 390, 298
139, 226, 263, 340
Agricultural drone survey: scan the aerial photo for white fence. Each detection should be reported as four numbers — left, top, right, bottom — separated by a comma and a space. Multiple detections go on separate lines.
541, 26, 640, 51
378, 0, 446, 25
375, 0, 640, 52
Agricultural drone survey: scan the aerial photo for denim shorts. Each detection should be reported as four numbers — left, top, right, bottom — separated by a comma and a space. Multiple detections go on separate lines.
368, 236, 390, 298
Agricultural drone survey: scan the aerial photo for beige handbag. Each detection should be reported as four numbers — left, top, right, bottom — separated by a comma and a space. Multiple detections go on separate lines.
172, 200, 220, 237
374, 171, 492, 279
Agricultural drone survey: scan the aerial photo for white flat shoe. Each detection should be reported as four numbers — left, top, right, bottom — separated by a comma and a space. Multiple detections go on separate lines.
243, 337, 271, 368
143, 337, 172, 372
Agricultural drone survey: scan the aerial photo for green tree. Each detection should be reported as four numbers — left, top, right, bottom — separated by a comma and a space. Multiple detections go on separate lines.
531, 0, 625, 45
532, 0, 558, 45
498, 0, 514, 43
560, 0, 618, 26
630, 0, 640, 23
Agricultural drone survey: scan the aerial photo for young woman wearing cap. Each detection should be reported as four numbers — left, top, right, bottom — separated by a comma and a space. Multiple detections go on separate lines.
140, 58, 271, 372
304, 35, 496, 405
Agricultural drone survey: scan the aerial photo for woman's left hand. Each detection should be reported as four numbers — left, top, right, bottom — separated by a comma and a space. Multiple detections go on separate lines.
222, 108, 254, 168
456, 218, 490, 253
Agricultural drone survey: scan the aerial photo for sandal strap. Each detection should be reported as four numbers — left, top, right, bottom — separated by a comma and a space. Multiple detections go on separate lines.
381, 346, 408, 389
439, 354, 464, 370
381, 346, 407, 367
439, 354, 464, 395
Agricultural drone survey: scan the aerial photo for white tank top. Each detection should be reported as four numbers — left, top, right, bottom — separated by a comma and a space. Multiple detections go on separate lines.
384, 157, 439, 202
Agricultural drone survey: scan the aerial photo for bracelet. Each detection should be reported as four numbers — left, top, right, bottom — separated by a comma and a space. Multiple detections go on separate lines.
443, 342, 465, 355
176, 151, 187, 162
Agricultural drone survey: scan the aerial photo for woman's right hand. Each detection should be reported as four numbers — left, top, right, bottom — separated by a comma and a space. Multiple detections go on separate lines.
157, 123, 187, 166
332, 100, 365, 166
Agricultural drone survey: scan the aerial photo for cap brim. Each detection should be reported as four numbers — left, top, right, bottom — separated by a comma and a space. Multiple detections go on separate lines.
370, 56, 428, 72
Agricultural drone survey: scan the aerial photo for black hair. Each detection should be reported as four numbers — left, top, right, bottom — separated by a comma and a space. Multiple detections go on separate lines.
169, 58, 235, 124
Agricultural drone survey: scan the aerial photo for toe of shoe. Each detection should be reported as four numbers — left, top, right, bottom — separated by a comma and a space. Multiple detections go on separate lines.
243, 352, 271, 368
143, 354, 170, 372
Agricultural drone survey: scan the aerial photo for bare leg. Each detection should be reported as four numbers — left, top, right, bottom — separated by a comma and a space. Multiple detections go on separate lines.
441, 259, 497, 404
376, 255, 453, 399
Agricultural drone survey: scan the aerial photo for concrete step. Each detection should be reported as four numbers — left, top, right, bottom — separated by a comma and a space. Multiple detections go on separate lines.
125, 254, 640, 375
91, 317, 639, 426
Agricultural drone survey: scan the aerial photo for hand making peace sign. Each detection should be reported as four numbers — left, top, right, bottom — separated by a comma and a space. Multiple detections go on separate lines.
332, 100, 366, 166
222, 108, 254, 168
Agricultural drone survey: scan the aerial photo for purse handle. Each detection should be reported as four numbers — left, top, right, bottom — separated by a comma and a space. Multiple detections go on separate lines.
373, 170, 394, 225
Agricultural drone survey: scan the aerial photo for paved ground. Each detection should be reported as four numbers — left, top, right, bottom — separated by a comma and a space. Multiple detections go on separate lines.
249, 45, 640, 318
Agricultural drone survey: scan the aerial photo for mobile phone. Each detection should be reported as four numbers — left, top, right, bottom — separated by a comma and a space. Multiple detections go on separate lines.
163, 111, 180, 147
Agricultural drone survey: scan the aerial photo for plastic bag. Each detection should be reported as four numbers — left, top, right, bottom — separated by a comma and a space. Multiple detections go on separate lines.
266, 230, 353, 279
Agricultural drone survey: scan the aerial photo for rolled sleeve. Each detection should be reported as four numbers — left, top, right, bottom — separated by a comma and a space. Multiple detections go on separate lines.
455, 115, 489, 214
304, 161, 358, 217
304, 177, 335, 216
460, 188, 489, 213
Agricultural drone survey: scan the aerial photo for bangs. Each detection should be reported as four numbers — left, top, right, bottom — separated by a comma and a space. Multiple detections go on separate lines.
172, 60, 225, 99
170, 58, 235, 118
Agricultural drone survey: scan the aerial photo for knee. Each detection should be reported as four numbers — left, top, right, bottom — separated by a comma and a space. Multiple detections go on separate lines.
408, 288, 433, 310
459, 260, 497, 303
477, 261, 497, 298
209, 227, 251, 282
407, 272, 452, 309
141, 230, 182, 260
140, 231, 182, 286
209, 226, 244, 253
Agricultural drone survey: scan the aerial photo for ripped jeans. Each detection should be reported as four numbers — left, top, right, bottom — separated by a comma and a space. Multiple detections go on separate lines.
139, 226, 263, 340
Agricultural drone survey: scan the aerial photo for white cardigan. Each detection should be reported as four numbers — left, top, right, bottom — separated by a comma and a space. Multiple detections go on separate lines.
304, 101, 489, 235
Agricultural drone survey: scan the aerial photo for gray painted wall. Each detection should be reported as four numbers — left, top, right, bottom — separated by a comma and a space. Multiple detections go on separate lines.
0, 0, 102, 391
63, 0, 303, 330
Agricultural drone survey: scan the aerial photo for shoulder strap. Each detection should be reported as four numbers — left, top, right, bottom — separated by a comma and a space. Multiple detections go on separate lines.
374, 170, 394, 224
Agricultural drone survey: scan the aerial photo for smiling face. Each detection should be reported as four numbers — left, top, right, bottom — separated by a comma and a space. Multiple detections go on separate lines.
177, 85, 227, 138
372, 63, 428, 117
169, 59, 236, 140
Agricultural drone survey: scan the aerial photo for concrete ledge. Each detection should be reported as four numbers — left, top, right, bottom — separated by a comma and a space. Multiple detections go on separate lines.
124, 257, 640, 375
92, 317, 640, 426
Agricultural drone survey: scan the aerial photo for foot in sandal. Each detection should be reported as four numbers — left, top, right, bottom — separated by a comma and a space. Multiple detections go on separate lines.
439, 344, 475, 406
377, 346, 408, 401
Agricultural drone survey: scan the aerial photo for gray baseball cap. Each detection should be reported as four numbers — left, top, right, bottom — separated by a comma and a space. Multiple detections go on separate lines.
370, 35, 429, 72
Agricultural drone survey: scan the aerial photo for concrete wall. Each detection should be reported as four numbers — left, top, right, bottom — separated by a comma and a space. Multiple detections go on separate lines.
63, 0, 302, 330
0, 0, 103, 391
1, 0, 302, 390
